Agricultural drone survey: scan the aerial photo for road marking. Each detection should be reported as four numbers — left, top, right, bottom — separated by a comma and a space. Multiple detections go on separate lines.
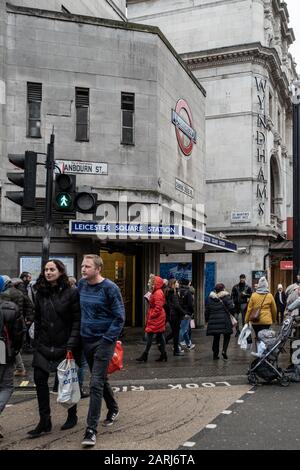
19, 381, 29, 387
221, 410, 232, 415
183, 441, 195, 447
236, 400, 244, 403
206, 424, 217, 429
247, 391, 255, 394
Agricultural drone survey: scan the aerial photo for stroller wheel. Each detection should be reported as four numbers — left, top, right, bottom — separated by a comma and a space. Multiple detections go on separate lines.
248, 373, 257, 386
279, 375, 290, 387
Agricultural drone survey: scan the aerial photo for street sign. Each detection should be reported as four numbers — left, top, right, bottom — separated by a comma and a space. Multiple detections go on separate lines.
56, 160, 108, 175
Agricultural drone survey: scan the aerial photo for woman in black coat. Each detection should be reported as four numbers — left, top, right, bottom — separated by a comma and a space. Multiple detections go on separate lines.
28, 259, 81, 438
205, 283, 235, 361
165, 279, 186, 356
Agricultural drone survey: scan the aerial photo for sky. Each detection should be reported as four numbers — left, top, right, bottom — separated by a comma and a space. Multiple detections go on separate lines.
286, 0, 300, 72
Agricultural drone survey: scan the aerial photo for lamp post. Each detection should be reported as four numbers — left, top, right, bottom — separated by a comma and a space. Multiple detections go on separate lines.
292, 81, 300, 282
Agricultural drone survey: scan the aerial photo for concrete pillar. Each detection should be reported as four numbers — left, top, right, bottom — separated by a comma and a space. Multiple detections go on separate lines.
192, 252, 205, 327
141, 243, 160, 325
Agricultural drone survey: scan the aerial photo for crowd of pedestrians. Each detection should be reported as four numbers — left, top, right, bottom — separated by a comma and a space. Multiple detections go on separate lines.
0, 258, 299, 445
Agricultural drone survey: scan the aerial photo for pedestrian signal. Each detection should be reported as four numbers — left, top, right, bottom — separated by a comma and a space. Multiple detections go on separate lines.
54, 174, 76, 211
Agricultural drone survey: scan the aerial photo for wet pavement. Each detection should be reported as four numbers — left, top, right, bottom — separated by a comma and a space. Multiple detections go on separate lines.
14, 326, 290, 390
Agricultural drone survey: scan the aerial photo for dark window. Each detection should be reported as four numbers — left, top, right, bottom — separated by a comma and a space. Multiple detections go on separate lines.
121, 92, 135, 145
76, 88, 89, 141
27, 82, 42, 138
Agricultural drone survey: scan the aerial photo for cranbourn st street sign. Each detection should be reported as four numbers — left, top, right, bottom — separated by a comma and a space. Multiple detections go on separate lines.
56, 160, 108, 175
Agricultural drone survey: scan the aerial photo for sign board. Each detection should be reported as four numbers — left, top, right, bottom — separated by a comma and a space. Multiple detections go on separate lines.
175, 178, 194, 198
231, 211, 251, 223
280, 260, 293, 271
172, 99, 196, 157
20, 255, 75, 280
69, 221, 181, 238
56, 160, 108, 175
183, 227, 237, 252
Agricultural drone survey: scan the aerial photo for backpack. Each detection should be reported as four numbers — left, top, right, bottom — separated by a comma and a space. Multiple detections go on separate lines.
178, 290, 188, 310
0, 300, 20, 364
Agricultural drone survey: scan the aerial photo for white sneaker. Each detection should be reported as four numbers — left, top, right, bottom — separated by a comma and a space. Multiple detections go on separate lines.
187, 343, 195, 350
180, 342, 187, 348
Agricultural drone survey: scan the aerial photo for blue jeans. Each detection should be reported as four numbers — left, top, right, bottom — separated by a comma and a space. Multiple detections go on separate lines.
180, 318, 191, 346
83, 339, 118, 432
0, 364, 14, 414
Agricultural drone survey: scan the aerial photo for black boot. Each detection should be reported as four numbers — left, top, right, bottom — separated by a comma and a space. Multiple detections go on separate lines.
155, 352, 167, 362
61, 405, 78, 430
28, 416, 52, 438
136, 351, 148, 362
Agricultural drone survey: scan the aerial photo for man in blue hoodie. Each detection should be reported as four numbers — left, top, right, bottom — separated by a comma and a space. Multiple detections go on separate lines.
78, 254, 125, 447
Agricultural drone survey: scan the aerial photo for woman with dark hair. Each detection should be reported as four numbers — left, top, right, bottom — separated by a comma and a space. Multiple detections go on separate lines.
165, 279, 185, 356
205, 283, 235, 360
28, 259, 81, 438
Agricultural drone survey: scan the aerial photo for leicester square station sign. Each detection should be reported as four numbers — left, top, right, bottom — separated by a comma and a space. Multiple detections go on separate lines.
172, 99, 197, 157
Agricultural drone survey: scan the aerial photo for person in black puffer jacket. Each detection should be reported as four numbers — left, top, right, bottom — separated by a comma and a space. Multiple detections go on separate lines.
0, 275, 25, 439
28, 259, 81, 439
205, 283, 235, 361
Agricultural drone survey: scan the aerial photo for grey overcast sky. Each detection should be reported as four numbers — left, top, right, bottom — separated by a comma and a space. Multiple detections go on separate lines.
286, 0, 300, 73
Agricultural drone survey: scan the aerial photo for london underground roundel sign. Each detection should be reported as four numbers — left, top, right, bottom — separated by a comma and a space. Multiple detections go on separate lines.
172, 99, 197, 157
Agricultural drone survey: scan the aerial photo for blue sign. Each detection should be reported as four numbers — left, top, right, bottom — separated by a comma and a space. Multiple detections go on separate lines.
69, 221, 180, 236
183, 227, 237, 252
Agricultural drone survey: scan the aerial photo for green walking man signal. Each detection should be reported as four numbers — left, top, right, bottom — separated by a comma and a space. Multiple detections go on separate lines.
54, 173, 98, 213
56, 192, 73, 210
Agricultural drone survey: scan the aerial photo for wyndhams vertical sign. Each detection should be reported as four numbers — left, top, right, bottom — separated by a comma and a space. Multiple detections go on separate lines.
172, 99, 197, 157
255, 77, 268, 217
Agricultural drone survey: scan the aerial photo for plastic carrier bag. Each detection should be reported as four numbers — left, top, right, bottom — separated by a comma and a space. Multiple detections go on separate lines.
238, 323, 252, 350
107, 341, 124, 374
57, 352, 80, 408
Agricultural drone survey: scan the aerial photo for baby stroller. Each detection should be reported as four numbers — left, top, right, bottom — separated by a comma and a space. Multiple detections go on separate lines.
247, 314, 295, 387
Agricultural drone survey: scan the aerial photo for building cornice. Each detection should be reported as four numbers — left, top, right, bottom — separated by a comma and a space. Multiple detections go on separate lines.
181, 42, 292, 107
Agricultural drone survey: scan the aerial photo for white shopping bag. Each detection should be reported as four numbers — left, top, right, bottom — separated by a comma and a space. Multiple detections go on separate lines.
57, 357, 80, 409
237, 323, 252, 350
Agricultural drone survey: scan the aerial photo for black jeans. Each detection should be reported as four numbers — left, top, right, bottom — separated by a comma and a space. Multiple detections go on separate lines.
169, 318, 181, 353
145, 332, 166, 354
83, 338, 117, 432
212, 333, 231, 356
34, 367, 76, 420
252, 324, 270, 340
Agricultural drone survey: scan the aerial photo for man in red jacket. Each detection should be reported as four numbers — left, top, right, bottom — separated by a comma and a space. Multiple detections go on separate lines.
136, 275, 167, 363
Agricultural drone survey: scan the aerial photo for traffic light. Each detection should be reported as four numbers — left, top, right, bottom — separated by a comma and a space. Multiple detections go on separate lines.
6, 151, 37, 209
54, 174, 76, 211
54, 173, 98, 213
74, 191, 98, 213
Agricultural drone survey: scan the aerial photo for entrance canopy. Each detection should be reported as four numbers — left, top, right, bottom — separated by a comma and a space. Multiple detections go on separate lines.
69, 221, 237, 254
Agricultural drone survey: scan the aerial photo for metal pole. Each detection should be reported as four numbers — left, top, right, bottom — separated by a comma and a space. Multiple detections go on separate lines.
41, 132, 55, 270
293, 103, 300, 282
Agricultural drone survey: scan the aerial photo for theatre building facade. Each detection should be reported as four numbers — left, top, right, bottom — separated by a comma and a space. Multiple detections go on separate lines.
0, 3, 236, 326
128, 0, 298, 293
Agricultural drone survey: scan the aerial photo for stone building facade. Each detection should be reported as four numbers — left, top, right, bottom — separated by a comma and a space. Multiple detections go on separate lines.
0, 2, 236, 326
128, 0, 298, 291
